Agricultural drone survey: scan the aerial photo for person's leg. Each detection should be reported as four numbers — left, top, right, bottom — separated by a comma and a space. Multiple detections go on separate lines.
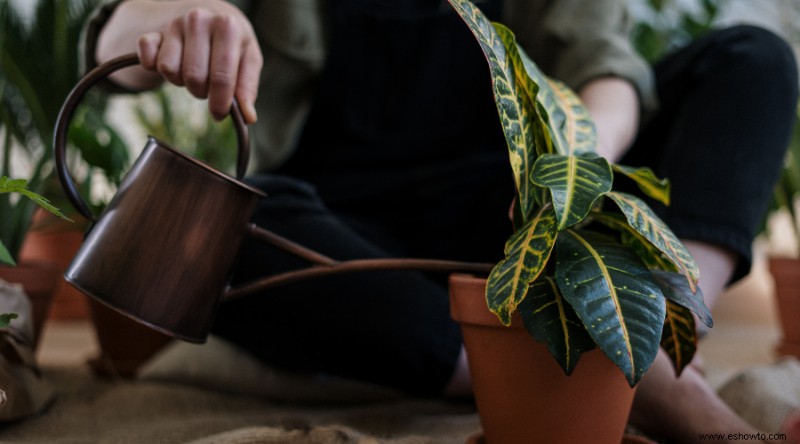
621, 25, 799, 443
211, 174, 464, 397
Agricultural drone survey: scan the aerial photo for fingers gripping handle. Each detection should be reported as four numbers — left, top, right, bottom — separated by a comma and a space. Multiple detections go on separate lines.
53, 53, 251, 221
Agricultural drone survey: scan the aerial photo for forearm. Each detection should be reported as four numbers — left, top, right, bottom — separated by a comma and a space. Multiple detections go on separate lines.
578, 76, 640, 163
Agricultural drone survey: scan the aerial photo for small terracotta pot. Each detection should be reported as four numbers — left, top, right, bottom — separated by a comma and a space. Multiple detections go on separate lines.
449, 274, 636, 444
769, 257, 800, 359
19, 213, 90, 320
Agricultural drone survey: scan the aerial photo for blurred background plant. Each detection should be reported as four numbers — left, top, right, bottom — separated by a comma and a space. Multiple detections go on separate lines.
0, 0, 128, 263
124, 84, 237, 176
629, 0, 721, 62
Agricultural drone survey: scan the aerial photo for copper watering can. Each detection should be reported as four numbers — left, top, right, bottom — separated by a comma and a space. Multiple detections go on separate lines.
54, 54, 493, 343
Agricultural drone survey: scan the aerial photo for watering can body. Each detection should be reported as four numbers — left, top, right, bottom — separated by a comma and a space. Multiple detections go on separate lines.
65, 137, 264, 342
54, 54, 259, 343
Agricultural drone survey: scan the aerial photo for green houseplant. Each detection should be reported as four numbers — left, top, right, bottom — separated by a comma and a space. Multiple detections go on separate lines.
0, 0, 129, 262
0, 0, 129, 343
446, 0, 712, 441
0, 176, 67, 342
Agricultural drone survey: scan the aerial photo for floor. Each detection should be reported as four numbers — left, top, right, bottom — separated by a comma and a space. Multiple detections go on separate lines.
35, 242, 786, 391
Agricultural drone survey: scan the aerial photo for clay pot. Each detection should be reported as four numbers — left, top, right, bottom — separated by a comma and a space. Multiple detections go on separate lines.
769, 257, 800, 359
449, 274, 636, 444
18, 212, 90, 320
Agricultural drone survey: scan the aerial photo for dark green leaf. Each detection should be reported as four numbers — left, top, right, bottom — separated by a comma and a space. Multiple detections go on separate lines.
519, 276, 596, 374
593, 212, 678, 272
651, 269, 712, 328
661, 300, 697, 376
486, 206, 558, 325
607, 192, 700, 293
556, 229, 666, 386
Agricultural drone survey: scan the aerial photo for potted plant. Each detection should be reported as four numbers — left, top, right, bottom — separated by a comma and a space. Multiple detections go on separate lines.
764, 104, 800, 358
447, 1, 711, 442
0, 176, 68, 346
0, 0, 130, 337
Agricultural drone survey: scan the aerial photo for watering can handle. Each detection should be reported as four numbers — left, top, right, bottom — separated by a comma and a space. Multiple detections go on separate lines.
53, 53, 251, 222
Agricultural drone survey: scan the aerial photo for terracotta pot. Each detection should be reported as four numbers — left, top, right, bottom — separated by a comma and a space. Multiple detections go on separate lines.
769, 257, 800, 359
0, 262, 60, 349
86, 299, 172, 378
18, 213, 90, 320
449, 274, 636, 444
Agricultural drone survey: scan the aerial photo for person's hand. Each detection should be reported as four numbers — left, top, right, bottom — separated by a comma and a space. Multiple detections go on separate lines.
98, 0, 262, 123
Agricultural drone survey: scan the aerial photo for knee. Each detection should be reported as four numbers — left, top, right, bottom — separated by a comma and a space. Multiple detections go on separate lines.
709, 25, 798, 97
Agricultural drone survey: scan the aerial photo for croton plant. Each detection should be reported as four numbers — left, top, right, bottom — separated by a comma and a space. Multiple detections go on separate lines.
448, 0, 712, 386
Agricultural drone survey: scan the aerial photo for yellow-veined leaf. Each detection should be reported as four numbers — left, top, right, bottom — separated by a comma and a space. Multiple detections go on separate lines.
652, 270, 712, 328
594, 213, 712, 329
448, 0, 545, 220
486, 206, 558, 325
612, 164, 671, 206
532, 153, 612, 230
556, 229, 666, 386
660, 300, 697, 376
606, 191, 700, 293
545, 78, 597, 155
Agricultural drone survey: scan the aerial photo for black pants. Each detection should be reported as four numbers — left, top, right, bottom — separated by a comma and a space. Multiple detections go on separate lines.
623, 25, 799, 282
212, 25, 799, 396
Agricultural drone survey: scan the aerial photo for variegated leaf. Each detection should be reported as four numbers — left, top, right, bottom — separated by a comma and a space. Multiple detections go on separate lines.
652, 270, 712, 328
496, 28, 598, 157
593, 212, 678, 272
660, 300, 697, 376
448, 0, 543, 220
545, 78, 597, 155
556, 230, 666, 386
519, 276, 596, 374
486, 206, 558, 325
531, 153, 613, 230
607, 192, 700, 293
612, 165, 671, 206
